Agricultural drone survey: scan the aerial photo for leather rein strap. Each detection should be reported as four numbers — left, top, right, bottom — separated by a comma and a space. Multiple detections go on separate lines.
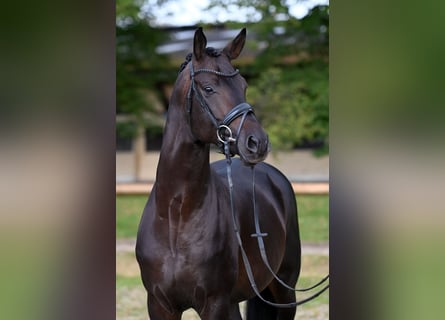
222, 141, 329, 308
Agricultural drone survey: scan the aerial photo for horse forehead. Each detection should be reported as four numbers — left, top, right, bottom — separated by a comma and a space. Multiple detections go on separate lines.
194, 55, 247, 92
199, 54, 233, 72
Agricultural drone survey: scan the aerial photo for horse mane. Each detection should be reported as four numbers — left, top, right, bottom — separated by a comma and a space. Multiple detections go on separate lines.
178, 53, 192, 74
178, 47, 222, 73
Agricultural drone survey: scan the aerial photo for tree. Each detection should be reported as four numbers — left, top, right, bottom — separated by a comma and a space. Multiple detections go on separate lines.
116, 0, 169, 140
248, 62, 328, 151
249, 4, 329, 153
208, 1, 329, 152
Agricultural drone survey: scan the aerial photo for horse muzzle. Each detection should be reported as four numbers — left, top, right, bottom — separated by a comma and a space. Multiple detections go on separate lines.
237, 129, 270, 165
216, 103, 270, 165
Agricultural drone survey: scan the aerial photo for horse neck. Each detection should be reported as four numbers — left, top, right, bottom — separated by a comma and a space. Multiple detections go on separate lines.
155, 101, 212, 216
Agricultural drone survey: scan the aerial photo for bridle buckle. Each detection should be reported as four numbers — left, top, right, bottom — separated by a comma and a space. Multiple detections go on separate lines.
217, 125, 236, 144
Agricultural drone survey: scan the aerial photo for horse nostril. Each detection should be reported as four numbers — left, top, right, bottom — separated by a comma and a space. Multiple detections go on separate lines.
246, 135, 259, 153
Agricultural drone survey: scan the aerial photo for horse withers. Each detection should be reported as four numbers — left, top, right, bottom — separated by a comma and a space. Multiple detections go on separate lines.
136, 27, 301, 320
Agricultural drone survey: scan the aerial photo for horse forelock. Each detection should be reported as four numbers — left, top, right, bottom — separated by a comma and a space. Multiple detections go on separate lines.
179, 47, 234, 74
205, 47, 221, 57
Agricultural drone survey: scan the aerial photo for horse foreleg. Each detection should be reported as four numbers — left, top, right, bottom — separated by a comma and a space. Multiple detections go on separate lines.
245, 288, 278, 320
228, 302, 243, 320
268, 278, 298, 320
245, 273, 299, 320
199, 296, 236, 320
146, 293, 181, 320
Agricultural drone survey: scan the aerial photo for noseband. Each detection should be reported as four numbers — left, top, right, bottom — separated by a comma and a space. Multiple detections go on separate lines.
186, 61, 254, 153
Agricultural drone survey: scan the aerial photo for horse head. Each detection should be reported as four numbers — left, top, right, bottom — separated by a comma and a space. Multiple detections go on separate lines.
182, 27, 270, 165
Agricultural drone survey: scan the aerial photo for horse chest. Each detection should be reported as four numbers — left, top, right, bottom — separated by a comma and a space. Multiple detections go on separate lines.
149, 218, 238, 311
159, 217, 235, 277
146, 197, 232, 265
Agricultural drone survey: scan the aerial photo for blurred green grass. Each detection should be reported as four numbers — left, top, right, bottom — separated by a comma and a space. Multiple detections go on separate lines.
116, 194, 329, 243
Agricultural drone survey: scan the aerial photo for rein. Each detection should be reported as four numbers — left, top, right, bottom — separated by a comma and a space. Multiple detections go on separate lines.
221, 138, 329, 308
251, 166, 330, 293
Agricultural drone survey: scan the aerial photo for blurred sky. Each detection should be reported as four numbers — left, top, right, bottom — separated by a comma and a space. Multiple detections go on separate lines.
144, 0, 329, 26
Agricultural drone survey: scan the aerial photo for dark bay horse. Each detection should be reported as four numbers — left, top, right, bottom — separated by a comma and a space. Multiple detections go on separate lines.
136, 28, 301, 320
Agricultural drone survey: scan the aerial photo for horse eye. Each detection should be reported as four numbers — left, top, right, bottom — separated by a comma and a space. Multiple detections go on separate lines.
204, 86, 214, 94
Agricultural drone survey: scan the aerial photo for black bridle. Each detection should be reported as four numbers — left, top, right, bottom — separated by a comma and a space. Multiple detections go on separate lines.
186, 58, 329, 307
186, 61, 254, 152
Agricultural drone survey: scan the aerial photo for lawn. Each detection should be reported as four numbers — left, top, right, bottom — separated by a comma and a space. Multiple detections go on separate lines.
116, 194, 329, 243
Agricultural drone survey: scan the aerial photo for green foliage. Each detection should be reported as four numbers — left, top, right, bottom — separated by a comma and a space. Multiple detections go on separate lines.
243, 4, 329, 152
116, 0, 145, 20
116, 0, 169, 139
207, 3, 329, 152
116, 120, 138, 139
248, 62, 328, 151
299, 4, 329, 56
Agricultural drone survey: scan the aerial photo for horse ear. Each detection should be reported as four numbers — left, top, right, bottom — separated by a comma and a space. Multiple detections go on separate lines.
193, 27, 207, 61
223, 28, 246, 60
